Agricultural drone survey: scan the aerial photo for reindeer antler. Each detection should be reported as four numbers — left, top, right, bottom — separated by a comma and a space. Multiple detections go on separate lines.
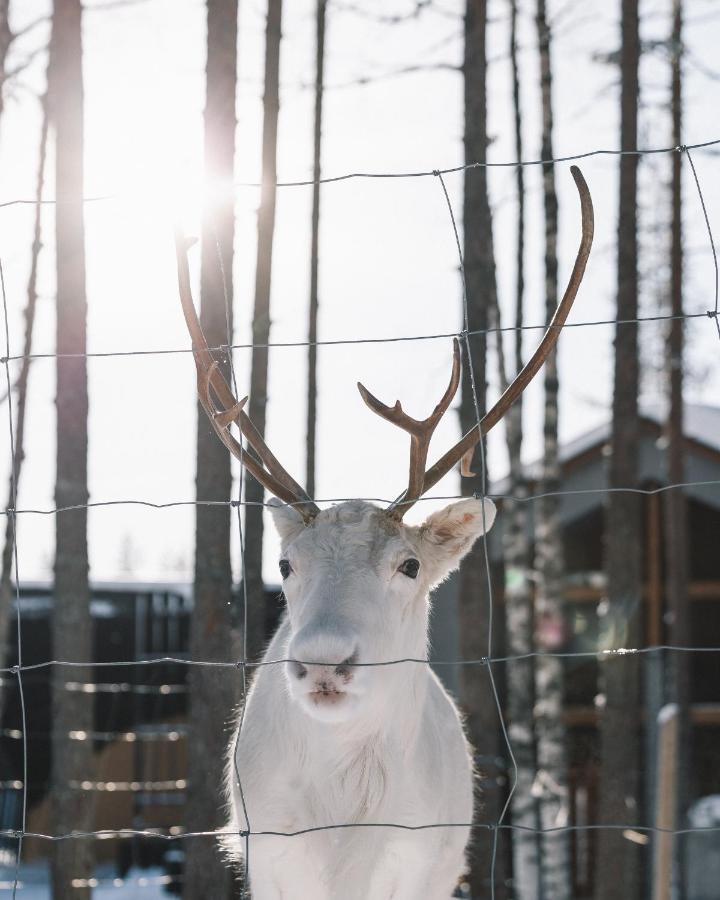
358, 339, 461, 518
175, 234, 319, 522
359, 165, 594, 520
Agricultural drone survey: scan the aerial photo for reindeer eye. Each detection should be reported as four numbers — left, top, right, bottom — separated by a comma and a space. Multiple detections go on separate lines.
279, 559, 292, 579
398, 558, 420, 579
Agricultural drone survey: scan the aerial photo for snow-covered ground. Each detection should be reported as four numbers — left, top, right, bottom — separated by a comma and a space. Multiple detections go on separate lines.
0, 864, 172, 897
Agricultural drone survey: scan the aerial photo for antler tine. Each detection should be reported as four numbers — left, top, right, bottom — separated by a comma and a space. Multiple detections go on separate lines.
401, 165, 594, 516
358, 338, 461, 519
175, 233, 320, 521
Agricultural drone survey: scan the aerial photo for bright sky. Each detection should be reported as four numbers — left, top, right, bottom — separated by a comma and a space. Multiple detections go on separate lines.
1, 0, 719, 584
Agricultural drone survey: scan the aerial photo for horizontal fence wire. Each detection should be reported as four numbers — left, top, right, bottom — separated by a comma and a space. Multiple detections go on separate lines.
2, 478, 720, 517
0, 726, 186, 742
1, 644, 720, 676
1, 138, 720, 895
2, 822, 720, 842
1, 310, 718, 363
0, 873, 183, 894
0, 676, 188, 693
0, 136, 716, 206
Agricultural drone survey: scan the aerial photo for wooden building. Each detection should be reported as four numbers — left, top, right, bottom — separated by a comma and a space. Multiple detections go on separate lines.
429, 403, 720, 897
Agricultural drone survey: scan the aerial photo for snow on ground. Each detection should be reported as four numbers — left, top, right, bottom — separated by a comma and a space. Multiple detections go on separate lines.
0, 864, 172, 897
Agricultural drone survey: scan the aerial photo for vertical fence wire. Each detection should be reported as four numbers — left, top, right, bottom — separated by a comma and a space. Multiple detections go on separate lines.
0, 258, 28, 899
211, 222, 253, 891
435, 169, 519, 898
684, 145, 720, 344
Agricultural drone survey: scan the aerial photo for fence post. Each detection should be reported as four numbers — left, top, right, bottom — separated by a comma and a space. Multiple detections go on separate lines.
652, 703, 679, 900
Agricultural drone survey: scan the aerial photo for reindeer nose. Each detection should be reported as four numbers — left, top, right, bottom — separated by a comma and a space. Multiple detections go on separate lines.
333, 652, 358, 679
290, 660, 308, 680
289, 653, 357, 682
288, 631, 359, 682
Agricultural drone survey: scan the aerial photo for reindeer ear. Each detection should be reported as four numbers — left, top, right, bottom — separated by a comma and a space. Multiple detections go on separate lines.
418, 498, 496, 582
268, 497, 307, 546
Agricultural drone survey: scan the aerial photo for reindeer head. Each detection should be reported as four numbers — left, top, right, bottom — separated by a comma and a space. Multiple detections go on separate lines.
176, 166, 593, 724
268, 496, 495, 722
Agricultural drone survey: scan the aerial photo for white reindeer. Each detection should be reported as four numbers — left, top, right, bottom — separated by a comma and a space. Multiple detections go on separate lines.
175, 166, 593, 899
222, 493, 494, 900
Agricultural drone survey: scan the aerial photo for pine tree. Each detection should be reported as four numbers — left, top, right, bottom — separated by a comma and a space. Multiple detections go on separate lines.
50, 1, 94, 894
243, 0, 283, 664
595, 2, 643, 896
183, 2, 240, 896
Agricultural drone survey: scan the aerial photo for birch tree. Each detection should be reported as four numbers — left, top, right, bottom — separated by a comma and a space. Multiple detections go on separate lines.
306, 0, 326, 500
460, 1, 506, 895
49, 1, 94, 895
243, 0, 283, 664
594, 2, 643, 897
183, 2, 240, 897
533, 2, 571, 896
502, 2, 542, 895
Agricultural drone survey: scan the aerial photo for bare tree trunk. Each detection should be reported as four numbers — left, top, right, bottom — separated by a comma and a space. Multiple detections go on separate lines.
49, 2, 94, 896
0, 0, 17, 748
533, 3, 571, 897
0, 97, 48, 732
0, 1, 11, 121
243, 0, 282, 663
503, 3, 541, 896
461, 2, 507, 896
305, 0, 326, 501
183, 2, 240, 897
594, 2, 643, 898
664, 4, 689, 896
494, 306, 539, 900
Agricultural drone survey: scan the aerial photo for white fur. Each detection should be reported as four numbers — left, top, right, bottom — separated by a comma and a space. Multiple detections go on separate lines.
222, 497, 496, 899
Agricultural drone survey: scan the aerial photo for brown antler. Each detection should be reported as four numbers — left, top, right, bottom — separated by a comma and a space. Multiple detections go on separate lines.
358, 339, 461, 519
175, 234, 320, 522
366, 164, 594, 520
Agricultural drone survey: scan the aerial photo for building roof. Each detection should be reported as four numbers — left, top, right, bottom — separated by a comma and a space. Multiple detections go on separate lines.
566, 402, 720, 457
491, 403, 720, 497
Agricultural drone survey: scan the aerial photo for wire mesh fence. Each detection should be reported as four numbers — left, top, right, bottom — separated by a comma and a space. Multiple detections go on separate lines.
1, 137, 720, 898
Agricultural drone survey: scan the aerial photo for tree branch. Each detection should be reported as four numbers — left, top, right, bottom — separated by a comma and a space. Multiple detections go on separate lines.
306, 60, 460, 91
83, 0, 153, 11
331, 0, 459, 24
11, 14, 50, 42
4, 43, 48, 81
